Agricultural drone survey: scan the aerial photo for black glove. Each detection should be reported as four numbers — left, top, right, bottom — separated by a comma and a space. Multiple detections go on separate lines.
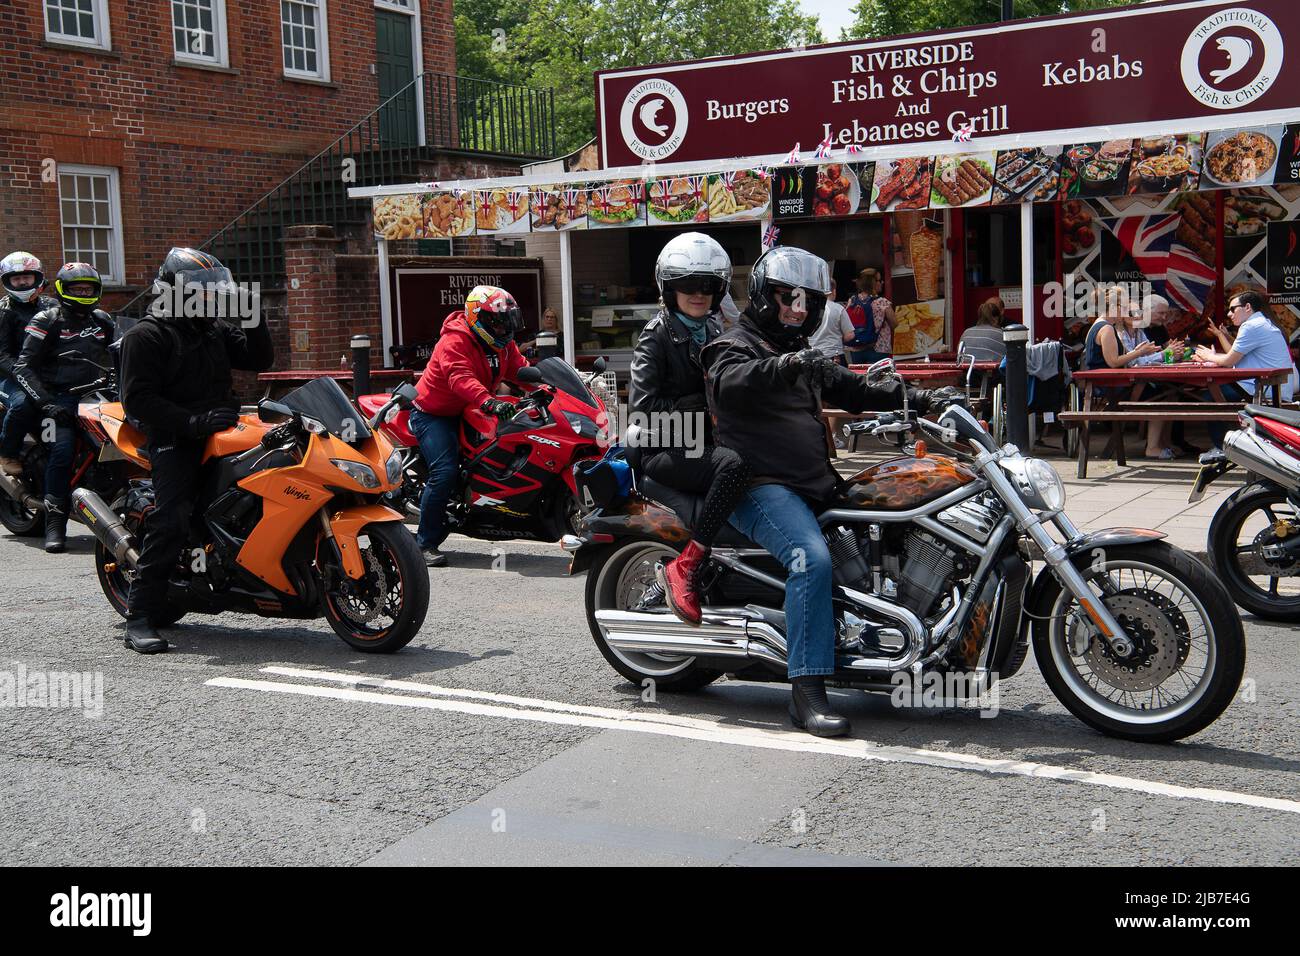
911, 386, 969, 416
43, 404, 75, 429
779, 348, 837, 387
481, 397, 516, 421
187, 407, 240, 437
674, 392, 707, 413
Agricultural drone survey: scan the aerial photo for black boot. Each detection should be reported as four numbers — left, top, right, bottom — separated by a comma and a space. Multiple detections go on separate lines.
789, 676, 851, 738
43, 497, 68, 553
124, 618, 169, 654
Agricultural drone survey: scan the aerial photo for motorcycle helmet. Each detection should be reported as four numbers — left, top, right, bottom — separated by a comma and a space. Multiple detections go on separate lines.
465, 285, 521, 349
654, 232, 732, 313
746, 246, 830, 350
53, 262, 103, 316
157, 247, 233, 288
1, 252, 44, 303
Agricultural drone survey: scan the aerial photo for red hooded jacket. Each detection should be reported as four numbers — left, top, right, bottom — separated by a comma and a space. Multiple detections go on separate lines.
414, 312, 528, 416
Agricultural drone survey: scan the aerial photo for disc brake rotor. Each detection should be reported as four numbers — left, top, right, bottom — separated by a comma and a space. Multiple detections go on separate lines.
339, 549, 388, 625
1252, 525, 1300, 575
1078, 592, 1188, 691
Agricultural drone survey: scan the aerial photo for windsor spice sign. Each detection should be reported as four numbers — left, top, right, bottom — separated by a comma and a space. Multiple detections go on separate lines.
597, 0, 1300, 167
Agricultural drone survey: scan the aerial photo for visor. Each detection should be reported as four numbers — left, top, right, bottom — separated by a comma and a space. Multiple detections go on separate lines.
176, 266, 235, 291
761, 247, 831, 295
666, 275, 727, 296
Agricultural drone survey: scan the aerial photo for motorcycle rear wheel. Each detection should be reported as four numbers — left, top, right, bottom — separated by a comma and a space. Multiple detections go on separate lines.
1208, 483, 1300, 621
585, 539, 722, 691
1031, 541, 1244, 743
0, 492, 43, 536
321, 521, 429, 653
93, 505, 184, 628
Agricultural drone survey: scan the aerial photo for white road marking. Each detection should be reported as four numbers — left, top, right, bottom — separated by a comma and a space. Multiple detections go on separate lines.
208, 670, 1300, 817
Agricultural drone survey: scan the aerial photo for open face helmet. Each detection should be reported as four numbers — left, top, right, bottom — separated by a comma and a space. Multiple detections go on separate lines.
746, 246, 830, 349
654, 232, 732, 313
53, 262, 103, 315
0, 252, 44, 303
465, 285, 522, 349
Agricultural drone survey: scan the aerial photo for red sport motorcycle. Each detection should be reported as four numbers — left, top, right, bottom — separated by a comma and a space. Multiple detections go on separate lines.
357, 357, 611, 543
1192, 402, 1300, 620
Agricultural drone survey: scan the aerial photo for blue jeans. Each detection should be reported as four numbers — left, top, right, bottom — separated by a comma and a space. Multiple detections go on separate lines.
728, 483, 835, 679
1205, 383, 1249, 449
0, 378, 34, 458
43, 394, 80, 503
409, 408, 461, 550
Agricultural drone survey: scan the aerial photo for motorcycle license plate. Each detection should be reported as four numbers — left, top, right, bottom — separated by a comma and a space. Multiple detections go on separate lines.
1188, 460, 1232, 503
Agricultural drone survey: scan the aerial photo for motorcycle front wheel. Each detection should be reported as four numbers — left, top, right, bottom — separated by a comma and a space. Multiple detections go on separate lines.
1208, 482, 1300, 621
321, 521, 429, 653
584, 539, 722, 691
1031, 541, 1245, 743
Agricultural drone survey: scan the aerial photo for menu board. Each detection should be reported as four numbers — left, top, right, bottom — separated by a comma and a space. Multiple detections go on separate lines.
770, 166, 814, 219
930, 152, 996, 208
472, 187, 530, 235
646, 174, 708, 225
706, 168, 771, 221
587, 178, 646, 229
1267, 220, 1300, 304
870, 157, 932, 213
1199, 126, 1285, 190
1274, 125, 1300, 186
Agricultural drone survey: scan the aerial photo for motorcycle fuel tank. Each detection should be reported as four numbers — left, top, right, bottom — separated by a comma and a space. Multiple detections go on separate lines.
841, 455, 977, 510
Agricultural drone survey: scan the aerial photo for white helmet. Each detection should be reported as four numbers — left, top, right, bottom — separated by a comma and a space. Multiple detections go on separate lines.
654, 232, 732, 312
0, 251, 44, 304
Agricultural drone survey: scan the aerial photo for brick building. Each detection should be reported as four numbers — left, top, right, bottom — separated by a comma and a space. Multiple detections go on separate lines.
1, 0, 555, 371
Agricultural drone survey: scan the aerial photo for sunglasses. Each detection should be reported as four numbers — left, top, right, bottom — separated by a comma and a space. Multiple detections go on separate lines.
669, 276, 725, 296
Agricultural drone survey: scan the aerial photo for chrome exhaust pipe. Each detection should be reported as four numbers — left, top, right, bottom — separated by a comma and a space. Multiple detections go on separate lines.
0, 469, 44, 512
70, 488, 140, 569
1225, 429, 1300, 490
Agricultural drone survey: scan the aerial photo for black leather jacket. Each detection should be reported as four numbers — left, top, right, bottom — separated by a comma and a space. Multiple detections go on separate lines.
13, 304, 115, 405
628, 308, 722, 450
0, 294, 58, 381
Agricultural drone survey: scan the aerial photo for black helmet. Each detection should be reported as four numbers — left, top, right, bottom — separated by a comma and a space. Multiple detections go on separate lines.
157, 247, 233, 289
745, 246, 830, 350
53, 262, 102, 316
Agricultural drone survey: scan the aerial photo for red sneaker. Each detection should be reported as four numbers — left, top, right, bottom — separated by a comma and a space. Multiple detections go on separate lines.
657, 540, 710, 626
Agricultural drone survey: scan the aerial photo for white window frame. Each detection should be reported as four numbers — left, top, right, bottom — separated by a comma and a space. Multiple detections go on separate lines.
281, 0, 331, 82
44, 0, 112, 51
57, 165, 126, 287
172, 0, 229, 68
373, 0, 412, 11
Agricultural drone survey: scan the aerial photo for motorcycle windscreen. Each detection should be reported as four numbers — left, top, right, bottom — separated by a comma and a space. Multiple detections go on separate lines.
535, 357, 595, 405
280, 376, 373, 442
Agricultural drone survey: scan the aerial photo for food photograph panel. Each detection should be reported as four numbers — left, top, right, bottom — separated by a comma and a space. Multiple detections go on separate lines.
990, 145, 1063, 205
870, 157, 934, 213
587, 179, 646, 229
472, 187, 531, 235
530, 184, 590, 231
647, 174, 709, 225
930, 152, 996, 208
812, 161, 871, 218
422, 190, 475, 238
1060, 139, 1134, 199
1126, 133, 1204, 195
1199, 126, 1284, 190
371, 193, 424, 240
706, 168, 771, 222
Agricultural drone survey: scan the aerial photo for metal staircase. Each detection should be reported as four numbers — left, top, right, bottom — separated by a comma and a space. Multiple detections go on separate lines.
118, 72, 555, 316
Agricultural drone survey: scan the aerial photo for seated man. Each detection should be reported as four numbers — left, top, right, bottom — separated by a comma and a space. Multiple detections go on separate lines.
410, 286, 528, 567
0, 252, 57, 475
703, 246, 962, 738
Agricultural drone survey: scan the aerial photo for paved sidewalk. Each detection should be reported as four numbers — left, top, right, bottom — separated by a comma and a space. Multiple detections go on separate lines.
834, 446, 1242, 561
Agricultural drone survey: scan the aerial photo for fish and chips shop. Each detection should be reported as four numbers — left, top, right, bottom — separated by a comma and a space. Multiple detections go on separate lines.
353, 0, 1300, 374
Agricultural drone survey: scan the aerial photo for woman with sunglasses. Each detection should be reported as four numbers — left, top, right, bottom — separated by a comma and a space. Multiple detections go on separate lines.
628, 233, 750, 626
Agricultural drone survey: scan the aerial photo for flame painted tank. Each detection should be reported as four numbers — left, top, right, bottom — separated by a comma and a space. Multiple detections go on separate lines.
840, 455, 977, 510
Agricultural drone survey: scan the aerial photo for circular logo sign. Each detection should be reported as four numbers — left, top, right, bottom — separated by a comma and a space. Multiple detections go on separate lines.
619, 78, 689, 161
1181, 7, 1283, 110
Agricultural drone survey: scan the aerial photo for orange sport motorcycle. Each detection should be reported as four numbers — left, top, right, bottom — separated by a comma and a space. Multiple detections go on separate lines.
70, 378, 429, 652
571, 365, 1245, 743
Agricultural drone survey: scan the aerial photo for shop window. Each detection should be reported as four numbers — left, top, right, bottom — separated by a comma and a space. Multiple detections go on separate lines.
172, 0, 228, 67
281, 0, 330, 80
58, 165, 125, 285
45, 0, 110, 49
964, 206, 1055, 288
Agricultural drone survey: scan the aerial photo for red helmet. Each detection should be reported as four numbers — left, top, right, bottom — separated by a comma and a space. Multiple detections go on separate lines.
465, 285, 521, 348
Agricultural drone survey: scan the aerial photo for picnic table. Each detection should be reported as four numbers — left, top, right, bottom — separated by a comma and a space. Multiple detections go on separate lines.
256, 368, 415, 400
1061, 364, 1293, 478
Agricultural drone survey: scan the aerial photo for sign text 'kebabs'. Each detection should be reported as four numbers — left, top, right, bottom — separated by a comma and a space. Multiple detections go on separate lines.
596, 0, 1300, 168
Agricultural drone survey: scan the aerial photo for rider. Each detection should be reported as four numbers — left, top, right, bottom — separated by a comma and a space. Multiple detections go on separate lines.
12, 262, 116, 553
629, 232, 750, 625
703, 246, 964, 738
0, 252, 57, 475
411, 285, 529, 568
118, 248, 274, 654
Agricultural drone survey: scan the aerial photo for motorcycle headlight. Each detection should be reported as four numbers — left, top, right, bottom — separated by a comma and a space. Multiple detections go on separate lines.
385, 449, 404, 485
331, 458, 380, 489
1000, 456, 1065, 512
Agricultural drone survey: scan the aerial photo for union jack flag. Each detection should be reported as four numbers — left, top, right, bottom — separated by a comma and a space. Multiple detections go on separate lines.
844, 144, 864, 155
814, 134, 834, 158
1111, 213, 1216, 313
785, 143, 801, 164
762, 222, 781, 250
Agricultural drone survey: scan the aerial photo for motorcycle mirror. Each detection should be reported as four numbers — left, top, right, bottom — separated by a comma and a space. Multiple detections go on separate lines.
865, 357, 896, 381
257, 399, 294, 423
393, 382, 418, 406
593, 356, 608, 374
517, 366, 543, 384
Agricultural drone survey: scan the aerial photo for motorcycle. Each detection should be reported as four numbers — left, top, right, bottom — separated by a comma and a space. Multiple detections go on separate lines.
355, 356, 611, 543
568, 362, 1245, 743
71, 376, 429, 652
0, 356, 134, 537
1190, 403, 1300, 620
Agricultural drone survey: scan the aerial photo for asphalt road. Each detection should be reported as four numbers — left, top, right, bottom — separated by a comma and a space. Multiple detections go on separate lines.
1, 523, 1296, 866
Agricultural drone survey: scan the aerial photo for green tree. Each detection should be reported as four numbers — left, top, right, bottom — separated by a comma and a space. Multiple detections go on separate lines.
842, 0, 1136, 41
